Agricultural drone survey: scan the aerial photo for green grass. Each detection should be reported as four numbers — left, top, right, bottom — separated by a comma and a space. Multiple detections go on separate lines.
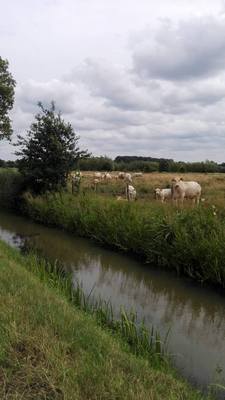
0, 240, 213, 400
21, 252, 166, 363
22, 191, 225, 289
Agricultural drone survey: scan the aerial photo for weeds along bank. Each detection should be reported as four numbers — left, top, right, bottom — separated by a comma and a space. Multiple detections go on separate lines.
0, 240, 212, 400
22, 191, 225, 289
0, 168, 24, 209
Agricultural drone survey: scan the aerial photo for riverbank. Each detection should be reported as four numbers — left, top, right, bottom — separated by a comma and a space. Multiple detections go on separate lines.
0, 240, 213, 399
22, 191, 225, 289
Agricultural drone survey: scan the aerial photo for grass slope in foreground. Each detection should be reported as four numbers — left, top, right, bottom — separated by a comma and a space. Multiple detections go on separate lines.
0, 241, 212, 400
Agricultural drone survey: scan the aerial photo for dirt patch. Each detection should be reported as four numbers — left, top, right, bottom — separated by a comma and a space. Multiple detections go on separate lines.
0, 340, 64, 399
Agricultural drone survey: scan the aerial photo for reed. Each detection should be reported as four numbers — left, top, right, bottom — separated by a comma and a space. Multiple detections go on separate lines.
22, 191, 225, 289
24, 253, 166, 363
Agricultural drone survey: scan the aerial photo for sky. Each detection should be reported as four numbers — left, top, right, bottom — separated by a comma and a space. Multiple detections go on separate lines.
1, 0, 225, 162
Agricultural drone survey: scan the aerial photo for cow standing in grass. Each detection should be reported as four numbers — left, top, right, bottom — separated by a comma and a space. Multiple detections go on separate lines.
171, 178, 201, 205
155, 188, 172, 203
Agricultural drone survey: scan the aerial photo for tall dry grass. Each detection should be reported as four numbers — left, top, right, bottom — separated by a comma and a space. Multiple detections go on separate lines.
77, 172, 225, 206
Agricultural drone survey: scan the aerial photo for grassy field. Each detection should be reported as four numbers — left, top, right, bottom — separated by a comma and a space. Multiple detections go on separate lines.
76, 172, 225, 206
0, 240, 214, 400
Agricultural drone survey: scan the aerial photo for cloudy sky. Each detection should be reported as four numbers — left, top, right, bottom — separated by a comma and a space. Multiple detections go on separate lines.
1, 0, 225, 162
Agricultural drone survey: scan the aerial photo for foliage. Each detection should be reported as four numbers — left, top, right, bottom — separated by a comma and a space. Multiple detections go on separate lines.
0, 57, 16, 140
0, 168, 24, 209
79, 156, 114, 171
16, 102, 89, 193
77, 154, 225, 173
0, 158, 18, 168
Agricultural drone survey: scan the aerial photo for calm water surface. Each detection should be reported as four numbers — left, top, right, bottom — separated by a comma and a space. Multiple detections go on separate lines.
0, 210, 224, 396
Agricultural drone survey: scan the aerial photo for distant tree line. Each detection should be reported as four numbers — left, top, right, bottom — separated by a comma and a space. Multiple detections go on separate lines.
2, 156, 225, 174
78, 156, 225, 173
0, 159, 18, 168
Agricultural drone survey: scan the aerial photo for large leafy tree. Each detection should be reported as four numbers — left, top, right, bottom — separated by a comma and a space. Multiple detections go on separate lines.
16, 102, 89, 193
0, 57, 16, 140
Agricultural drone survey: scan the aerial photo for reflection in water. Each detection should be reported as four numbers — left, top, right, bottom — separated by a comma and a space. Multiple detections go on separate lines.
0, 210, 224, 395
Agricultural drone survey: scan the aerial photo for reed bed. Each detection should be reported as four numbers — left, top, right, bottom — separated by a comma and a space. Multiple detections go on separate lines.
22, 191, 225, 289
24, 253, 166, 363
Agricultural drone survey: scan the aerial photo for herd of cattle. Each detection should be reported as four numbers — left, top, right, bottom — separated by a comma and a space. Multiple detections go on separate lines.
71, 171, 202, 205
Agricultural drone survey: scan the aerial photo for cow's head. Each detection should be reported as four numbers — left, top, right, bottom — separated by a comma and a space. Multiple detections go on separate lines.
171, 177, 183, 189
155, 188, 161, 199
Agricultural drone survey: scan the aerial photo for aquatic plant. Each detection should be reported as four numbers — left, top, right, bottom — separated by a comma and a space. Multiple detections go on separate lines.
25, 253, 167, 363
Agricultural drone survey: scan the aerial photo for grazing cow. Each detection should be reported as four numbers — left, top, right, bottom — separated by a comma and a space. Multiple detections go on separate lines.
103, 172, 112, 180
118, 172, 125, 179
126, 184, 137, 201
124, 173, 132, 183
94, 172, 102, 179
133, 172, 143, 177
155, 188, 172, 203
116, 196, 127, 201
93, 178, 100, 192
118, 172, 132, 182
171, 178, 201, 205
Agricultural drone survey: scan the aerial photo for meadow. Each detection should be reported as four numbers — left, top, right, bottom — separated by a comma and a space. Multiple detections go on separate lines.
76, 171, 225, 206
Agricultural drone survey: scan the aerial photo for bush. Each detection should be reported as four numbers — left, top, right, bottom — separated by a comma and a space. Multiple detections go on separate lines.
0, 169, 24, 209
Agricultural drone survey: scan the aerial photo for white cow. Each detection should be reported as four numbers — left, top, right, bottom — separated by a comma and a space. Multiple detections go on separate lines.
118, 172, 132, 182
124, 173, 132, 183
155, 188, 172, 203
93, 178, 100, 192
133, 172, 143, 177
103, 172, 112, 180
126, 185, 137, 201
118, 172, 125, 179
94, 172, 102, 179
171, 178, 201, 205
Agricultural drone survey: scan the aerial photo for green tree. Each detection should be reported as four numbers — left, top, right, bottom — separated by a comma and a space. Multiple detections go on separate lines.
16, 102, 90, 193
159, 159, 170, 172
0, 57, 16, 140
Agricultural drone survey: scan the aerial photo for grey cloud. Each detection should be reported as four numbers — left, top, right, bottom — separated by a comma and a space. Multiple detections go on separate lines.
3, 52, 225, 163
67, 59, 161, 112
132, 16, 225, 81
16, 80, 77, 115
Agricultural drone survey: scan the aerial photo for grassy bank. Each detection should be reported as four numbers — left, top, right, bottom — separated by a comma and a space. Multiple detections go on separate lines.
0, 240, 213, 399
22, 191, 225, 289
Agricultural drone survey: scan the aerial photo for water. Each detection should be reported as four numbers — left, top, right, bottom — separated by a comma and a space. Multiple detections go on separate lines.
0, 209, 224, 396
